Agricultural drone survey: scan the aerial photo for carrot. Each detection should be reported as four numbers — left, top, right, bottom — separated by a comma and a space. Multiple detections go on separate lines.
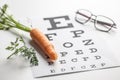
0, 4, 58, 62
30, 28, 58, 61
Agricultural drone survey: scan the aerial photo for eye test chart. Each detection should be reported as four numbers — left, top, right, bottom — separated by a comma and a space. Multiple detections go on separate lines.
28, 14, 120, 78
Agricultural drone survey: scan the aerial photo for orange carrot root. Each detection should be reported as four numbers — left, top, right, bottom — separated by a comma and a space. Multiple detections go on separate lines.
30, 28, 58, 61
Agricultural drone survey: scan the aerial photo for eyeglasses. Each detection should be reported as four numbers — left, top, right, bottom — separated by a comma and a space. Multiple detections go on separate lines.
75, 9, 117, 32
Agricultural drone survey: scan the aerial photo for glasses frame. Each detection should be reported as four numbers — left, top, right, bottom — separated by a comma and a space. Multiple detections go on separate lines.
75, 9, 117, 32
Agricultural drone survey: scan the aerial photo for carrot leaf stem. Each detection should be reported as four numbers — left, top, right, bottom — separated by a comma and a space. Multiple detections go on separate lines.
0, 4, 31, 32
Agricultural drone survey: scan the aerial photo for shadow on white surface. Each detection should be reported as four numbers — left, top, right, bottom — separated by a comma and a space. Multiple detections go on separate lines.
0, 56, 32, 80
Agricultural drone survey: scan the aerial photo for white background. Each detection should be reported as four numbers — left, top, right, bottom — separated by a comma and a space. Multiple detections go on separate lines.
0, 0, 120, 80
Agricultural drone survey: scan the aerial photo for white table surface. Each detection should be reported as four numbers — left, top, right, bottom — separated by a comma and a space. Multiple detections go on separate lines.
0, 0, 120, 80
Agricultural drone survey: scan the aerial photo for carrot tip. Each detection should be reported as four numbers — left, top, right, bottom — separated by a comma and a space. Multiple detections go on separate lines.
49, 52, 58, 61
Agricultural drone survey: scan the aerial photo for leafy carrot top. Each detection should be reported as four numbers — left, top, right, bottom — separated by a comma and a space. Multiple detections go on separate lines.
6, 36, 39, 66
0, 4, 38, 66
0, 4, 31, 32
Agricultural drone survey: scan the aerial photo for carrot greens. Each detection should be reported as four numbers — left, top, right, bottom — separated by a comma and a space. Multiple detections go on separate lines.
0, 4, 38, 66
0, 4, 31, 32
6, 36, 38, 66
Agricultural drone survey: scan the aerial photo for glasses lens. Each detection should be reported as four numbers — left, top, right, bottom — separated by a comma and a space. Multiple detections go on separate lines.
75, 9, 92, 24
95, 15, 114, 32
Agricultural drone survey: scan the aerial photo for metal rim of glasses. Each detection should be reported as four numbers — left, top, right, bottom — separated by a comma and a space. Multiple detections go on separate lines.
75, 9, 117, 32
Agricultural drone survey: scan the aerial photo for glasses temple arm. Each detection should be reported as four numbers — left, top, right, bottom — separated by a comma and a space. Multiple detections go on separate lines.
92, 18, 117, 28
76, 11, 91, 19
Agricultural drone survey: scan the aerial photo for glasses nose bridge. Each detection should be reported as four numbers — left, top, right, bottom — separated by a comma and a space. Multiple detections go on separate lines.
91, 14, 97, 21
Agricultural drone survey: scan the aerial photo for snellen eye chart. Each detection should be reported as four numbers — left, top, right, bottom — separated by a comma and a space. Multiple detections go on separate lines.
30, 15, 120, 78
